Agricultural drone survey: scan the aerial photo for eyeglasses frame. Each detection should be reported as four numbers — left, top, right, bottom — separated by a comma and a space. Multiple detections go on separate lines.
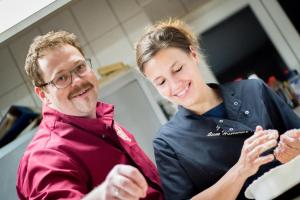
36, 58, 93, 89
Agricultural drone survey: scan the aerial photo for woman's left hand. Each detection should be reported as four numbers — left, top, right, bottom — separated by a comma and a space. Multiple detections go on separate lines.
235, 126, 278, 179
274, 129, 300, 163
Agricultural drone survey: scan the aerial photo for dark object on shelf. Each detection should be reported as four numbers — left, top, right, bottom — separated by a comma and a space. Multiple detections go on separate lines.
267, 76, 299, 108
0, 105, 40, 148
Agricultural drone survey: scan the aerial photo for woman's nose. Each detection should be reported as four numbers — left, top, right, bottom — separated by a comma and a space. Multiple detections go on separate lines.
169, 79, 181, 92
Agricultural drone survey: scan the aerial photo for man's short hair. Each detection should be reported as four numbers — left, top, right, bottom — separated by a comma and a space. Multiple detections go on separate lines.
25, 31, 85, 87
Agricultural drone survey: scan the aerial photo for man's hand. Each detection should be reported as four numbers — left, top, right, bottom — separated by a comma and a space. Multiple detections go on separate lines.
83, 164, 148, 200
274, 129, 300, 163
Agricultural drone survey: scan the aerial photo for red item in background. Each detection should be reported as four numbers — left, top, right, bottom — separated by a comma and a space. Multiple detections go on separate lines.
267, 75, 277, 88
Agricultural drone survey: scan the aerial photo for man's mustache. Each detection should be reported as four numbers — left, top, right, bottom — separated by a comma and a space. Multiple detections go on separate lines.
68, 81, 94, 99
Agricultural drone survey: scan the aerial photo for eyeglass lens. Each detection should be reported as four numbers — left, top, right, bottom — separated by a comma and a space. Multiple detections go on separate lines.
53, 60, 92, 88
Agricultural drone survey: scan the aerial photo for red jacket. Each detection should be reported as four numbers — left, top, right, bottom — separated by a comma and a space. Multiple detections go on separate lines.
17, 102, 163, 199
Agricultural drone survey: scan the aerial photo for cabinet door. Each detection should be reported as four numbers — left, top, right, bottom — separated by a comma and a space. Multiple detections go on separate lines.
186, 0, 300, 82
0, 130, 35, 200
101, 79, 165, 162
261, 0, 300, 66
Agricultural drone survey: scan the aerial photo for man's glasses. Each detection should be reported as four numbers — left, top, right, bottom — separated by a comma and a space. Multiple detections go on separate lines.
37, 58, 93, 89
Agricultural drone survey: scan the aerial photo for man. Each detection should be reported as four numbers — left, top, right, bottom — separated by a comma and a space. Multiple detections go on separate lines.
16, 31, 164, 200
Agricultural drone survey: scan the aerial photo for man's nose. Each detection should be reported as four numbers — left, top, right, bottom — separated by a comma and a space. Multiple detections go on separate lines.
71, 72, 83, 85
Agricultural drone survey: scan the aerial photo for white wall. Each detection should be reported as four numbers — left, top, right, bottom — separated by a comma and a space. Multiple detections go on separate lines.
0, 0, 211, 119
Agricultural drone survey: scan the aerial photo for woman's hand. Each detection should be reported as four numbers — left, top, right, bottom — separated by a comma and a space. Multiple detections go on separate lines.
191, 126, 278, 200
236, 126, 278, 178
274, 129, 300, 163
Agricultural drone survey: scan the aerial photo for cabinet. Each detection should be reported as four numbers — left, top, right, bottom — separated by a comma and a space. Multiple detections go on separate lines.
261, 0, 300, 65
99, 69, 167, 161
0, 129, 36, 200
0, 0, 71, 43
184, 0, 300, 83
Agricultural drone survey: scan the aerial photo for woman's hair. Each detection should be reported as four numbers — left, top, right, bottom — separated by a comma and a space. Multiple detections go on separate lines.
135, 18, 200, 73
25, 30, 85, 87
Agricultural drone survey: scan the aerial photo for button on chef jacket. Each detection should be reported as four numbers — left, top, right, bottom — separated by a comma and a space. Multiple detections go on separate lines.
17, 102, 163, 200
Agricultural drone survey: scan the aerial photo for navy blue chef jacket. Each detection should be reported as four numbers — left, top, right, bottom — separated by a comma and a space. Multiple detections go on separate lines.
154, 79, 300, 200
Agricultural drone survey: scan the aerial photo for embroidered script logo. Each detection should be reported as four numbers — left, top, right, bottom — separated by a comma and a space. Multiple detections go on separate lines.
207, 130, 253, 136
114, 124, 132, 142
207, 132, 221, 136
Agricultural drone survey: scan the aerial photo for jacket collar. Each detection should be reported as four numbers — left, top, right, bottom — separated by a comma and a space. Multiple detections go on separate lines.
41, 101, 115, 135
177, 82, 241, 119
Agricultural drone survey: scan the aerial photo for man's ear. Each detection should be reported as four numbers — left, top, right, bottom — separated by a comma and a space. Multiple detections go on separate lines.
189, 46, 200, 64
34, 86, 48, 104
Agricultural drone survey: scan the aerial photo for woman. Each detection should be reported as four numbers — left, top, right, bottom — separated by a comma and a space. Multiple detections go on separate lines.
135, 19, 300, 200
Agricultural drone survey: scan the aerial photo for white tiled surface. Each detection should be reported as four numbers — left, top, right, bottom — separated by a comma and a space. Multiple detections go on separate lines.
0, 47, 24, 96
71, 0, 118, 42
9, 28, 41, 80
90, 26, 135, 67
179, 0, 210, 12
143, 0, 187, 23
109, 0, 141, 22
39, 9, 87, 46
8, 28, 42, 105
123, 11, 152, 44
136, 0, 153, 7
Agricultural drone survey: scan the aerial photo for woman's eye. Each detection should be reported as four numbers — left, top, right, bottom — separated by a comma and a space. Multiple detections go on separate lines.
174, 66, 183, 72
158, 80, 165, 86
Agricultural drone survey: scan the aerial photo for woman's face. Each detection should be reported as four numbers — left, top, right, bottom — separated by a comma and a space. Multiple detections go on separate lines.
144, 47, 208, 109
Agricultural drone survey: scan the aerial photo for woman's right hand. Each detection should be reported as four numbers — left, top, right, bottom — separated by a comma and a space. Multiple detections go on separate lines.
236, 126, 278, 179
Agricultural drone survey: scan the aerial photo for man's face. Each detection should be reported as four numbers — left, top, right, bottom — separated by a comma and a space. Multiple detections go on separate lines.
35, 44, 99, 118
